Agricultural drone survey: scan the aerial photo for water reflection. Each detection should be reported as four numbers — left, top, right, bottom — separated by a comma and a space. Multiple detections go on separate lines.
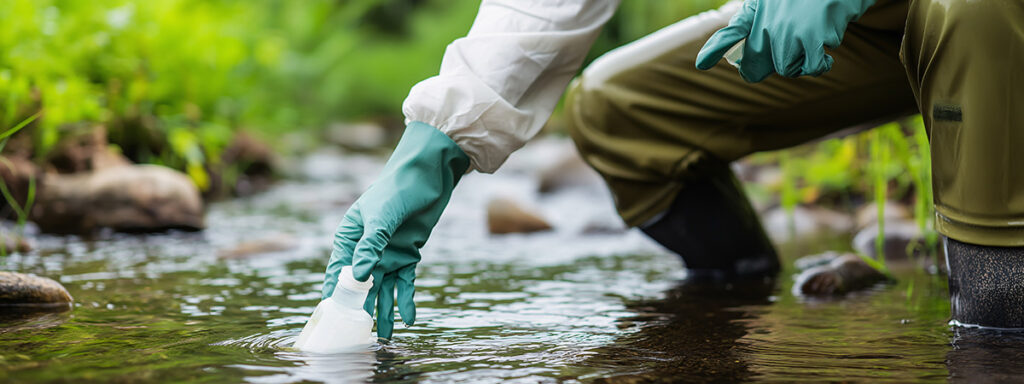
582, 278, 776, 382
948, 327, 1024, 382
0, 310, 71, 334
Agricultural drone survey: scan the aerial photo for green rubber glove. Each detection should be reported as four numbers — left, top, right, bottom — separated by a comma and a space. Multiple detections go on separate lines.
696, 0, 876, 82
321, 121, 470, 339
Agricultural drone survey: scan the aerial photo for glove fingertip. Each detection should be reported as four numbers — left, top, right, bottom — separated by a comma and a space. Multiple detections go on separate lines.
399, 300, 416, 326
823, 54, 835, 72
804, 53, 835, 78
396, 266, 417, 326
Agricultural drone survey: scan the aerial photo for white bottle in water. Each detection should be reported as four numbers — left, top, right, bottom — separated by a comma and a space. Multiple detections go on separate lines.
294, 266, 375, 353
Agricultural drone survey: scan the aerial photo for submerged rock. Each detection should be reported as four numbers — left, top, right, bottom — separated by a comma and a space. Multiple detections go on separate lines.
852, 220, 924, 260
486, 198, 552, 234
33, 164, 204, 234
794, 252, 888, 296
0, 272, 72, 309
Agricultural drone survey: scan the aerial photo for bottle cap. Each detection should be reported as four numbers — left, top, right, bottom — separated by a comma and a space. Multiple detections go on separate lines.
337, 266, 374, 293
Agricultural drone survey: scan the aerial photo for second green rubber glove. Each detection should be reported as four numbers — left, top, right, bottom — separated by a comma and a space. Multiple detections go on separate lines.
696, 0, 876, 82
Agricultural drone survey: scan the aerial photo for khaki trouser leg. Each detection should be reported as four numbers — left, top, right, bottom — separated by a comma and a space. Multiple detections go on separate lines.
902, 0, 1024, 246
566, 0, 917, 227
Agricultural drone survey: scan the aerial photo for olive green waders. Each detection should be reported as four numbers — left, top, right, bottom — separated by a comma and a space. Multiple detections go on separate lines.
565, 0, 1024, 326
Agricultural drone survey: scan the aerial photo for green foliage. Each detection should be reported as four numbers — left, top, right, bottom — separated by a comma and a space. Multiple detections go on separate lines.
0, 0, 733, 188
870, 125, 891, 265
1, 0, 268, 186
0, 1, 470, 184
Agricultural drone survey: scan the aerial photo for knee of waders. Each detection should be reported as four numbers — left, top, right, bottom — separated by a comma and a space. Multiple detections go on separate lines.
945, 236, 1024, 329
565, 76, 615, 158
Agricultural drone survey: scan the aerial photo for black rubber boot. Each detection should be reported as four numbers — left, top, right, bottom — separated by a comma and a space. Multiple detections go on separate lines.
640, 166, 779, 280
945, 236, 1024, 329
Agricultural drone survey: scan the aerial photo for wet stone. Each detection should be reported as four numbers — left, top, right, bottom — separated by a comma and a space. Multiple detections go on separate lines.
793, 253, 888, 296
0, 272, 73, 309
33, 164, 205, 234
486, 197, 552, 235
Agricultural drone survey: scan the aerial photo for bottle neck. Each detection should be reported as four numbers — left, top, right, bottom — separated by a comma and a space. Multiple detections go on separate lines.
331, 284, 369, 310
332, 266, 372, 309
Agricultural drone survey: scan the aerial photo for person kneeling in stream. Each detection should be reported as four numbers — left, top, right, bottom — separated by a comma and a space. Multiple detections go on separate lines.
321, 0, 1024, 338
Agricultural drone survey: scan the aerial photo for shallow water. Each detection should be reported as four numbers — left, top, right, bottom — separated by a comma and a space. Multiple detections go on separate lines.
0, 144, 1016, 383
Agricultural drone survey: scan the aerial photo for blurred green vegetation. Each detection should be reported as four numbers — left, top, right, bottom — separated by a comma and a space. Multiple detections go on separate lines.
0, 0, 729, 189
751, 117, 937, 261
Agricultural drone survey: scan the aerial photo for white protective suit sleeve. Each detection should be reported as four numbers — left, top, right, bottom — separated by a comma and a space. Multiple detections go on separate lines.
402, 0, 620, 173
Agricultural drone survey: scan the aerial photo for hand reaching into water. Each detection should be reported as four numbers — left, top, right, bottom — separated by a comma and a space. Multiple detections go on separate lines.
321, 122, 470, 338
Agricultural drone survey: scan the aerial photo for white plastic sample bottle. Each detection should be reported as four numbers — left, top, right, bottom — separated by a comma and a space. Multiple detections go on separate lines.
294, 266, 375, 353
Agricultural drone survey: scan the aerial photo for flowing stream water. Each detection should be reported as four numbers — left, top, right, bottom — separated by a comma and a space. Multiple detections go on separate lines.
1, 144, 1021, 383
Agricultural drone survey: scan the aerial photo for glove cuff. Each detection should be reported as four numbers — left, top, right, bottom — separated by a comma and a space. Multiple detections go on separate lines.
401, 121, 472, 182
